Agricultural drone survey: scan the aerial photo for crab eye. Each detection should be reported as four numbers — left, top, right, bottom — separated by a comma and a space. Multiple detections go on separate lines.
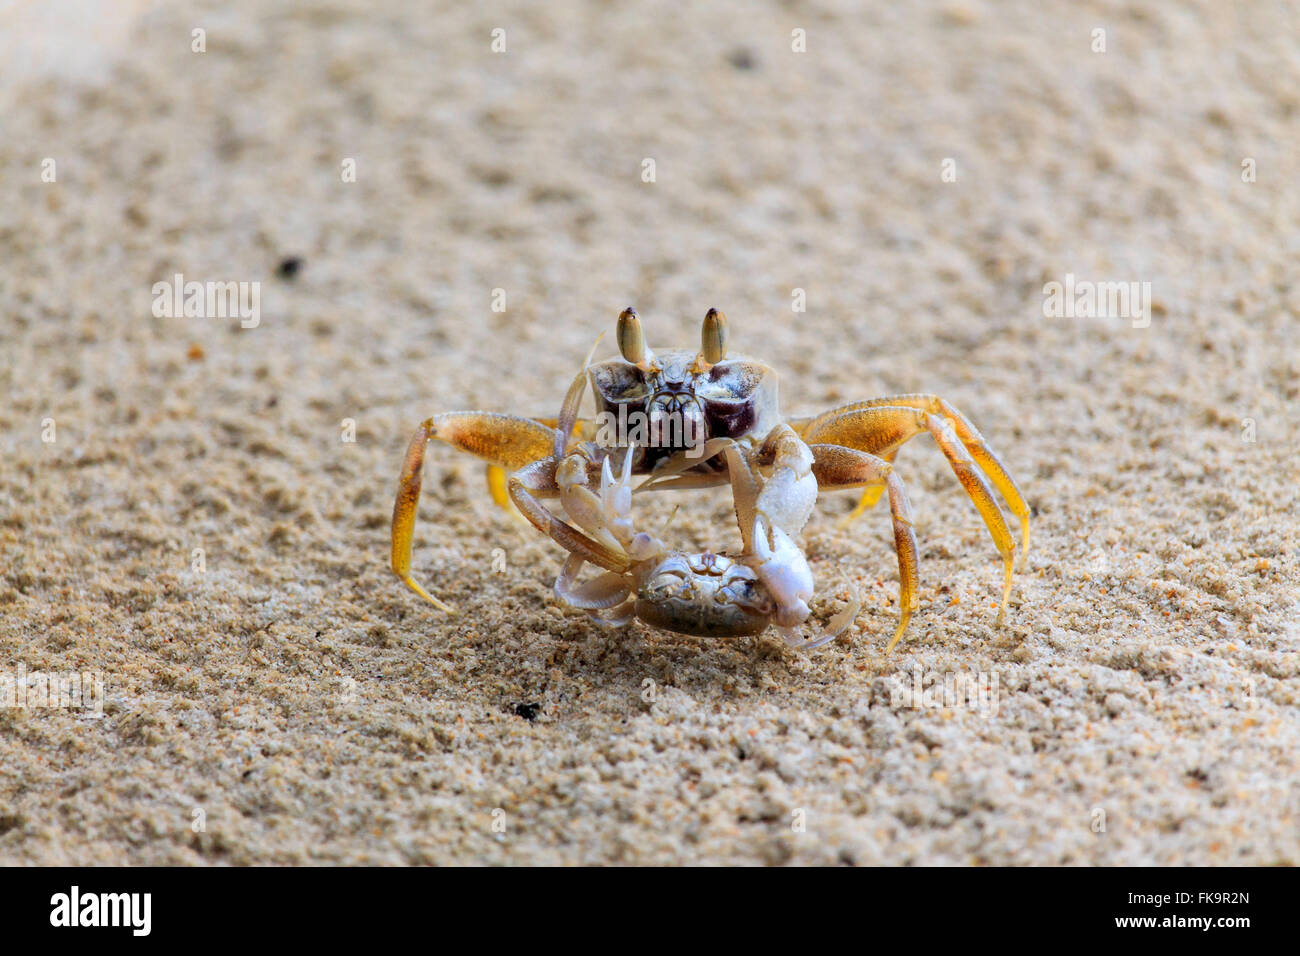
701, 308, 728, 364
617, 307, 647, 365
590, 361, 649, 404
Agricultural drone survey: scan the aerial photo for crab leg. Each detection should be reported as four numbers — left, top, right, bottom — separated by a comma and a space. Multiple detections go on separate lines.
484, 463, 513, 510
554, 553, 632, 610
717, 425, 821, 632
720, 424, 817, 553
809, 443, 920, 651
632, 438, 735, 493
751, 424, 818, 536
805, 406, 1017, 624
496, 330, 641, 567
485, 412, 593, 509
828, 449, 897, 528
392, 412, 557, 612
717, 444, 862, 647
553, 333, 605, 460
507, 456, 631, 573
801, 394, 1030, 563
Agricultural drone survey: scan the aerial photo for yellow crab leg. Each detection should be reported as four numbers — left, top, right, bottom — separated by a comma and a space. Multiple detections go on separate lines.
391, 413, 556, 612
805, 405, 1016, 623
833, 449, 898, 529
801, 394, 1029, 563
485, 464, 511, 510
808, 443, 919, 651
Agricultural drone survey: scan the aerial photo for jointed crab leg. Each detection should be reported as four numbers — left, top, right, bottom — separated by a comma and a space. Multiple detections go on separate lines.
554, 333, 605, 460
485, 412, 591, 512
555, 553, 632, 610
809, 443, 920, 651
484, 463, 513, 510
721, 426, 843, 637
804, 404, 1017, 622
802, 394, 1030, 563
632, 438, 735, 493
391, 412, 556, 612
392, 328, 615, 612
750, 424, 818, 536
829, 449, 897, 528
507, 456, 632, 573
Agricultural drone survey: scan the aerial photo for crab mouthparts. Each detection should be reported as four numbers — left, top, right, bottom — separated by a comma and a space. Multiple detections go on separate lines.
648, 392, 707, 451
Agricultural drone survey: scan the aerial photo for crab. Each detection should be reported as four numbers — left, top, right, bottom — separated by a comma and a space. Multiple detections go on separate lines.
391, 307, 1030, 651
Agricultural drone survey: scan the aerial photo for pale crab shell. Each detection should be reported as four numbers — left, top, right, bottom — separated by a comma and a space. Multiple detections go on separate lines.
633, 550, 775, 638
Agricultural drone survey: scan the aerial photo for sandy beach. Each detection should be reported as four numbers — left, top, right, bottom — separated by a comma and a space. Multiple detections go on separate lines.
1, 0, 1297, 864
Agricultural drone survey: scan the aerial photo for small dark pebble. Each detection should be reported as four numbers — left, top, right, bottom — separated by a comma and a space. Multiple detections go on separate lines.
726, 48, 757, 70
513, 702, 541, 722
276, 256, 304, 279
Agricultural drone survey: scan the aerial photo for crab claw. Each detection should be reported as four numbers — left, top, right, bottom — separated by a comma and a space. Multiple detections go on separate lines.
749, 515, 813, 629
556, 454, 623, 556
600, 452, 635, 541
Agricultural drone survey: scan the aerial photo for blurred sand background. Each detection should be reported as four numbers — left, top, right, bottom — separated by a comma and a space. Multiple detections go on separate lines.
1, 0, 1297, 864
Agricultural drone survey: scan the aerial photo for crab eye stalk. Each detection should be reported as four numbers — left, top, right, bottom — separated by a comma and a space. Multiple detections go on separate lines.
701, 308, 728, 364
617, 307, 648, 365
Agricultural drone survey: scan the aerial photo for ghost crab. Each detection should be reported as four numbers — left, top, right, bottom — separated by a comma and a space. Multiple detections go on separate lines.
391, 308, 1030, 650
